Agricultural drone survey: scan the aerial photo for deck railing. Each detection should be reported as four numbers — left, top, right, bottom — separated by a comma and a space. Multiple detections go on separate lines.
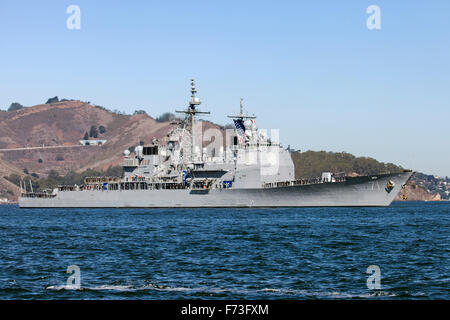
20, 192, 56, 198
263, 176, 347, 189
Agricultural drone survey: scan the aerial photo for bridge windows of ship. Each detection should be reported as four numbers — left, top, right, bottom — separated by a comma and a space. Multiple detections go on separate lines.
143, 146, 158, 155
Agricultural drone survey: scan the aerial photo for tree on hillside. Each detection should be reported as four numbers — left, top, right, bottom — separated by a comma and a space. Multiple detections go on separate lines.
156, 112, 177, 122
8, 102, 23, 111
99, 125, 106, 134
83, 132, 89, 140
105, 165, 123, 177
89, 126, 98, 138
47, 170, 61, 180
4, 174, 21, 186
133, 110, 147, 115
46, 96, 59, 104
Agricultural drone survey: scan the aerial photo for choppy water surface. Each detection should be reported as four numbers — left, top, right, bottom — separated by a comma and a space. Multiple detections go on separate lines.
0, 202, 448, 299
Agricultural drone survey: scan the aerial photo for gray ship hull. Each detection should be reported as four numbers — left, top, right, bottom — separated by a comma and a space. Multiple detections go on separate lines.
19, 172, 413, 208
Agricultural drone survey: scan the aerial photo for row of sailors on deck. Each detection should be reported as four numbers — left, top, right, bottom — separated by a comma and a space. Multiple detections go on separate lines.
263, 176, 346, 189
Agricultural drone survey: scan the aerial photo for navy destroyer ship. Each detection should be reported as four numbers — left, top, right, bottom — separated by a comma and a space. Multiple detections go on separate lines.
19, 80, 413, 208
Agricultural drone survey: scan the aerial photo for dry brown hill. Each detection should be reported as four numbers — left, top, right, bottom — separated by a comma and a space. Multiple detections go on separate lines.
0, 158, 24, 201
0, 101, 179, 198
394, 184, 440, 202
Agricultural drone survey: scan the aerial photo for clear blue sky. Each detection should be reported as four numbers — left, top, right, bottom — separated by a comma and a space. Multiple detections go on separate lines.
1, 1, 449, 176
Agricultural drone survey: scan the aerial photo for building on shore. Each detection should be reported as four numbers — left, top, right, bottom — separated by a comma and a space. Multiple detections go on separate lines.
79, 139, 107, 146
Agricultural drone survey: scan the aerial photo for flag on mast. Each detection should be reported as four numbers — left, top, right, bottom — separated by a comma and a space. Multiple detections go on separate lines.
233, 119, 245, 144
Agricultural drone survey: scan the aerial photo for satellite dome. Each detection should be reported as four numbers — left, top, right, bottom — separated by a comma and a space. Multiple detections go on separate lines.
123, 149, 130, 156
244, 119, 252, 129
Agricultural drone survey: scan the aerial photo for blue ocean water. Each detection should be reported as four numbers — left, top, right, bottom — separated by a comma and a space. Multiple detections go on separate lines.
0, 202, 448, 299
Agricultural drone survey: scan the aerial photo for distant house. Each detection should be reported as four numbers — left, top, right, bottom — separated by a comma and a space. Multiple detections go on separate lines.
79, 139, 107, 146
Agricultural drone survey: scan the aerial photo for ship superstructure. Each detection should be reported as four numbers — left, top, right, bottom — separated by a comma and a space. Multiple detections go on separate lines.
117, 79, 295, 191
19, 80, 413, 208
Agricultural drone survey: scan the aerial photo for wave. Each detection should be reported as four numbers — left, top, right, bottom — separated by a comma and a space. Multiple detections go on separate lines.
45, 283, 226, 293
259, 288, 399, 298
45, 283, 418, 299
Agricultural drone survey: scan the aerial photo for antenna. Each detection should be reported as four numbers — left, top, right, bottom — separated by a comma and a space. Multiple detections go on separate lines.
175, 79, 210, 162
227, 98, 256, 120
190, 79, 200, 106
240, 98, 244, 116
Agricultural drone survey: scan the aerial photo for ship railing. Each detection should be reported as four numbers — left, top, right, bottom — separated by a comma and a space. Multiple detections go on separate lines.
263, 176, 347, 189
145, 182, 188, 190
58, 185, 80, 191
58, 181, 189, 191
84, 176, 121, 184
20, 192, 56, 198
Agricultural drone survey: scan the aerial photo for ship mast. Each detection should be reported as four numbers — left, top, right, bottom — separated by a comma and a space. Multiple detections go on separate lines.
176, 79, 210, 162
227, 98, 256, 121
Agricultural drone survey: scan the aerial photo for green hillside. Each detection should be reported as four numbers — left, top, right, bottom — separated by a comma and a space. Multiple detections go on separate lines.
290, 151, 403, 179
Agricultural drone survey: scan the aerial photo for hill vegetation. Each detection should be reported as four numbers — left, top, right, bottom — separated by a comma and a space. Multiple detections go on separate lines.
290, 151, 403, 179
45, 96, 59, 104
5, 166, 123, 193
8, 102, 23, 111
156, 112, 179, 122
